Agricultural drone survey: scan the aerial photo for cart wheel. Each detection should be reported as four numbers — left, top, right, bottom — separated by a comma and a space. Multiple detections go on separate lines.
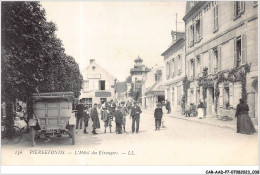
30, 126, 36, 147
70, 125, 75, 145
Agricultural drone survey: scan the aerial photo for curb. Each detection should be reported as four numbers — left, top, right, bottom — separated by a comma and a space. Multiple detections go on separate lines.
168, 114, 236, 130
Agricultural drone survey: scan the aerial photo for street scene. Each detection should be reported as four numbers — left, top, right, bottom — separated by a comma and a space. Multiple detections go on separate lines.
1, 1, 259, 168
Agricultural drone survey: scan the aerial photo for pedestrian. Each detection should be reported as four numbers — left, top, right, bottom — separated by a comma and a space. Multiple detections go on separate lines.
90, 103, 100, 134
101, 102, 112, 133
197, 100, 204, 119
154, 102, 163, 131
76, 99, 85, 129
130, 101, 142, 134
235, 98, 256, 134
161, 101, 167, 127
114, 106, 123, 134
83, 106, 90, 134
166, 99, 171, 114
120, 101, 128, 133
181, 97, 185, 115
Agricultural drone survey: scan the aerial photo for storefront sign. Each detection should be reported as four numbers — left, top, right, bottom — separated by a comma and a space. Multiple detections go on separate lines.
95, 91, 111, 97
87, 74, 101, 79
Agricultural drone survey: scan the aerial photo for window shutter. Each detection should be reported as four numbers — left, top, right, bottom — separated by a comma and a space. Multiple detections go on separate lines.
106, 81, 110, 90
241, 1, 245, 13
194, 20, 197, 43
234, 2, 237, 17
209, 49, 212, 74
214, 5, 216, 31
179, 54, 182, 73
174, 58, 178, 75
241, 34, 247, 64
229, 83, 233, 107
200, 16, 203, 38
219, 84, 223, 107
234, 38, 237, 67
187, 28, 190, 47
215, 4, 218, 30
218, 45, 221, 71
95, 81, 99, 90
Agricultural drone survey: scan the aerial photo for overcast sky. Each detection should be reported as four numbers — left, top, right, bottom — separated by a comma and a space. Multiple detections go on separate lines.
41, 1, 186, 81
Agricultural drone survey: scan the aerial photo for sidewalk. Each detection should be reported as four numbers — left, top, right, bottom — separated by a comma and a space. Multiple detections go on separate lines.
143, 109, 258, 132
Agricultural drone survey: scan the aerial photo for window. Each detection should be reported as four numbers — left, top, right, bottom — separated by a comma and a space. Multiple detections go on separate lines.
234, 1, 245, 19
213, 48, 219, 73
171, 87, 175, 106
234, 35, 246, 67
166, 62, 170, 79
177, 86, 182, 106
195, 19, 201, 42
178, 54, 182, 74
82, 98, 92, 108
190, 59, 195, 80
99, 80, 105, 90
213, 3, 219, 31
224, 87, 230, 108
196, 56, 201, 77
189, 25, 194, 46
170, 59, 173, 77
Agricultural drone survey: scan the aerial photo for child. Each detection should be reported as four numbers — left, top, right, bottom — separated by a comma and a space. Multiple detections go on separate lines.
154, 103, 163, 131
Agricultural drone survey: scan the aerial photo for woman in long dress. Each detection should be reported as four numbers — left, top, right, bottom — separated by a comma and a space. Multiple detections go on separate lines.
235, 98, 256, 134
197, 100, 204, 119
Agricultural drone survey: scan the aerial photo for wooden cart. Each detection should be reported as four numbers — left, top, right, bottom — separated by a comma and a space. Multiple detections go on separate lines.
28, 92, 76, 146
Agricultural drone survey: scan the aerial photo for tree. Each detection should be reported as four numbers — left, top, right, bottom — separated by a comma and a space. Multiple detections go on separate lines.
1, 2, 83, 134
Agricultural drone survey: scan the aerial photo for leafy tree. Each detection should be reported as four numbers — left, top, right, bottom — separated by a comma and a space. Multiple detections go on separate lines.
1, 2, 83, 134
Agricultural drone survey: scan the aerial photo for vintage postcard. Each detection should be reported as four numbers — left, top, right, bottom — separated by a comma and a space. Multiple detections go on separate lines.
1, 0, 259, 171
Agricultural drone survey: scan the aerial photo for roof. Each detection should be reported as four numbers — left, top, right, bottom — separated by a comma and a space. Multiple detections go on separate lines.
183, 1, 206, 21
130, 67, 151, 73
145, 79, 165, 95
134, 55, 143, 63
161, 38, 185, 56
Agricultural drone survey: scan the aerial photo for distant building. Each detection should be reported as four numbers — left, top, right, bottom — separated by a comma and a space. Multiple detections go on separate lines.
161, 31, 185, 113
183, 1, 258, 122
143, 65, 165, 109
129, 56, 150, 103
80, 59, 116, 108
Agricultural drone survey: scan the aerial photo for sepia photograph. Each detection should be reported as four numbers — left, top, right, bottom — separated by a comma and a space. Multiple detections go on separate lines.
1, 0, 259, 173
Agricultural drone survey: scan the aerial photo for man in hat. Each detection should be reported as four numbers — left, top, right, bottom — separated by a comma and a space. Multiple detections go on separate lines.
114, 106, 123, 134
154, 102, 163, 131
130, 101, 142, 134
76, 99, 85, 129
90, 103, 100, 134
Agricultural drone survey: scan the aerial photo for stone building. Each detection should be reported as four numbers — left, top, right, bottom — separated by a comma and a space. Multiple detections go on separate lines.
80, 59, 116, 108
183, 1, 258, 122
142, 65, 165, 109
161, 31, 186, 113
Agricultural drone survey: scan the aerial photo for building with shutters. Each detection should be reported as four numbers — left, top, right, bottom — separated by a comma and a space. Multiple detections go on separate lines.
80, 59, 116, 108
183, 1, 258, 122
161, 31, 185, 113
142, 65, 165, 109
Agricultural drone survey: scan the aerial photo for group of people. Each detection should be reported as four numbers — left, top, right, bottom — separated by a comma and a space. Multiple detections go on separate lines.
75, 99, 142, 134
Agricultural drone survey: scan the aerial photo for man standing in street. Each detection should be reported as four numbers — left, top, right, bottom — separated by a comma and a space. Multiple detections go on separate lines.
76, 99, 85, 129
90, 103, 100, 134
130, 101, 142, 134
166, 99, 171, 114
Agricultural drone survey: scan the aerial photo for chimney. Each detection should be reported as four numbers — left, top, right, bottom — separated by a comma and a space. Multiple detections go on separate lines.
90, 59, 95, 64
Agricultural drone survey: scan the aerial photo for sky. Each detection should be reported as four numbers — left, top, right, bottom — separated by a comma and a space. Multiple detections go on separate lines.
41, 1, 186, 81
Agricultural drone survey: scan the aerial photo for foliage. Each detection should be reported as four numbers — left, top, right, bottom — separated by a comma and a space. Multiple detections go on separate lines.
1, 2, 83, 133
182, 76, 191, 104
